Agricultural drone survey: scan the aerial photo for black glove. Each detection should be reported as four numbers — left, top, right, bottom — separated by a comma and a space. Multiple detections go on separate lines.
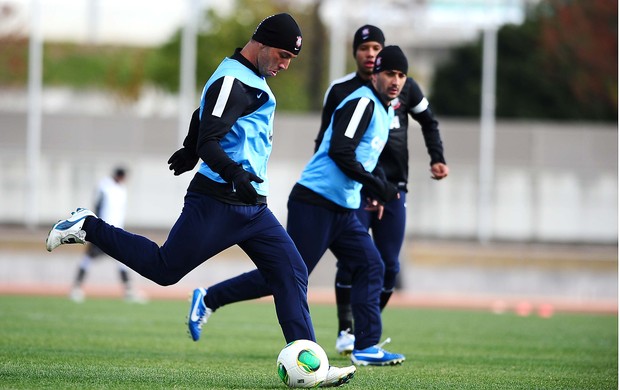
167, 147, 199, 176
382, 182, 399, 203
364, 181, 399, 204
230, 169, 264, 204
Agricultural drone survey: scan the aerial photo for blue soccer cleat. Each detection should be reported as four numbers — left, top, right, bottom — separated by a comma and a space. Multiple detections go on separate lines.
46, 208, 97, 252
350, 338, 405, 366
187, 288, 212, 341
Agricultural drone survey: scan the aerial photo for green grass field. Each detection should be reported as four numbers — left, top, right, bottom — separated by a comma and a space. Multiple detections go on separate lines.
0, 295, 616, 389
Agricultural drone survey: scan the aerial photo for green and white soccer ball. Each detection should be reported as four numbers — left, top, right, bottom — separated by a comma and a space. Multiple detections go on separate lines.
276, 339, 329, 388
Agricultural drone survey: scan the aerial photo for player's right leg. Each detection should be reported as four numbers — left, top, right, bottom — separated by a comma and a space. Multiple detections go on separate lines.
331, 206, 374, 354
331, 214, 406, 366
46, 208, 96, 251
46, 192, 235, 286
369, 192, 407, 310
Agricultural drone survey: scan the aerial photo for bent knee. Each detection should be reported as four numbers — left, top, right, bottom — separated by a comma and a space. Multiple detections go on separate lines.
153, 274, 182, 286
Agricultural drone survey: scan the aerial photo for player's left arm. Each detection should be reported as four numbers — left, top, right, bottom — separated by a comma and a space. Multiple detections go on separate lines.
406, 78, 449, 180
167, 108, 200, 175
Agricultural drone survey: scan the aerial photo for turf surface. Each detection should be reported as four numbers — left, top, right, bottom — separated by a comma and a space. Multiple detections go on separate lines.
0, 295, 616, 389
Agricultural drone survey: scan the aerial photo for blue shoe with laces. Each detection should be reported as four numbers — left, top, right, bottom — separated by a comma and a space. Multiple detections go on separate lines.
350, 338, 405, 366
187, 288, 212, 341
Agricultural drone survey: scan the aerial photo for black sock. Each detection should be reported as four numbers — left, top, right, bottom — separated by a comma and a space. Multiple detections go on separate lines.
379, 290, 393, 312
335, 285, 353, 333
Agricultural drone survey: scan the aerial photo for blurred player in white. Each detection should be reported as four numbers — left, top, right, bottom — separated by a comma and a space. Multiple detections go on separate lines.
69, 167, 144, 303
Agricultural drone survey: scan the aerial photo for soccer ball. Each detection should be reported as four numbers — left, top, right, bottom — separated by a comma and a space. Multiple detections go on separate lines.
276, 339, 329, 388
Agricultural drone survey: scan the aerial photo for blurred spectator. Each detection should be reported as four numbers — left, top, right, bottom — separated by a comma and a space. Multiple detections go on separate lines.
69, 167, 146, 303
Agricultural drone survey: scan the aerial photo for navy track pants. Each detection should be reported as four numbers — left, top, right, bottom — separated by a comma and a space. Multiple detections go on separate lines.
337, 190, 407, 292
83, 191, 315, 343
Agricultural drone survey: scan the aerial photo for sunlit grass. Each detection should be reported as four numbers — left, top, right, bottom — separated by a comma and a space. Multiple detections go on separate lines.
0, 296, 616, 389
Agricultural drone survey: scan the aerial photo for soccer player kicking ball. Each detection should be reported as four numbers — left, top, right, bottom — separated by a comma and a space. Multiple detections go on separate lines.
46, 13, 355, 387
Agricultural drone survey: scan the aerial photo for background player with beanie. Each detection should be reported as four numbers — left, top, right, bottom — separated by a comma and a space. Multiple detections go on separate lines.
316, 25, 449, 355
190, 46, 410, 367
46, 14, 356, 386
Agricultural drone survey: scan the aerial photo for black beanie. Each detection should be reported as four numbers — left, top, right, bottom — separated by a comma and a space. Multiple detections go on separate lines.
373, 45, 408, 74
252, 13, 302, 54
352, 25, 385, 56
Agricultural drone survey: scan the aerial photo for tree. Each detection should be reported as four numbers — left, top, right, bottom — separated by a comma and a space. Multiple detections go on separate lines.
145, 0, 325, 112
430, 0, 617, 121
538, 0, 617, 120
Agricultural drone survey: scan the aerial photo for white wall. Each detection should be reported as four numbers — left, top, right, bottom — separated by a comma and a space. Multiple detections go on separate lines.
0, 111, 616, 243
